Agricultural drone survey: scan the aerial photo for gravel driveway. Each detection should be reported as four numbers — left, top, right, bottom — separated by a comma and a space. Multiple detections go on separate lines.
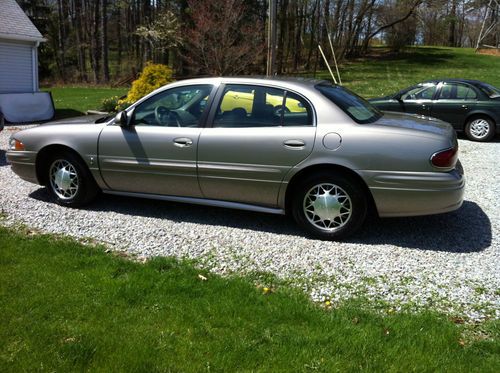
1, 125, 498, 321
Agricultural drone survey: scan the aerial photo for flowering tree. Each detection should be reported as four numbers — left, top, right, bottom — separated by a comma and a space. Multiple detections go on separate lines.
135, 11, 182, 52
184, 0, 265, 75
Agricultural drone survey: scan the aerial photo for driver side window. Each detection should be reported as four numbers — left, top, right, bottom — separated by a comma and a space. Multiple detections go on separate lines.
132, 84, 213, 127
401, 85, 437, 100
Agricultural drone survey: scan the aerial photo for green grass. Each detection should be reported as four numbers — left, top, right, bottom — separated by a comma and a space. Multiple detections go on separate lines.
315, 46, 500, 98
1, 226, 498, 372
41, 87, 128, 119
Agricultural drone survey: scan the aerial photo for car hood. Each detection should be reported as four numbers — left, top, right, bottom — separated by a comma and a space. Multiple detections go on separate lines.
373, 111, 454, 138
42, 114, 111, 126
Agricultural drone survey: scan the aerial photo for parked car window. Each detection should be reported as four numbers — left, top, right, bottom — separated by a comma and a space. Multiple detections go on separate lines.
133, 84, 213, 127
282, 91, 312, 126
401, 85, 436, 100
456, 85, 477, 99
214, 84, 312, 127
477, 82, 500, 98
438, 83, 477, 100
316, 83, 381, 124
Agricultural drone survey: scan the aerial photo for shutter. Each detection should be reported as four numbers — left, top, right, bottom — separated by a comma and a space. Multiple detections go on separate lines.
0, 41, 34, 93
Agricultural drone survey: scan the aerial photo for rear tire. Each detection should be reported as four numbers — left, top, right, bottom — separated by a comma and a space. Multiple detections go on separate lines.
292, 172, 367, 240
46, 152, 99, 207
465, 116, 495, 142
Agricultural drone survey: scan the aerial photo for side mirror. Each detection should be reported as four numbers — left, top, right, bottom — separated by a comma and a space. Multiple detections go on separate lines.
115, 111, 129, 127
393, 93, 402, 102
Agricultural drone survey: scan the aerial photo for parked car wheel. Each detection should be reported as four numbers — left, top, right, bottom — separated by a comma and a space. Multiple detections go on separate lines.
465, 116, 495, 142
292, 173, 367, 240
47, 152, 99, 207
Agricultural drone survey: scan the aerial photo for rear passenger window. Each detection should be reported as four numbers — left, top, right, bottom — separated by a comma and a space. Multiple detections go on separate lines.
214, 84, 312, 128
438, 83, 477, 100
456, 85, 477, 99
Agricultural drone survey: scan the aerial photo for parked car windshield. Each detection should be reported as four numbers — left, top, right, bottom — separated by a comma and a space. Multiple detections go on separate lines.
316, 83, 382, 124
477, 83, 500, 98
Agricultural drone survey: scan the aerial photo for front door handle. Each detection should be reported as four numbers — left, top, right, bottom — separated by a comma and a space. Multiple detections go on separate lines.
284, 139, 305, 148
173, 137, 193, 147
462, 105, 468, 110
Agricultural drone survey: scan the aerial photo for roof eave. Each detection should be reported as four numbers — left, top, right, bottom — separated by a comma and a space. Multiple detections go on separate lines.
0, 32, 46, 43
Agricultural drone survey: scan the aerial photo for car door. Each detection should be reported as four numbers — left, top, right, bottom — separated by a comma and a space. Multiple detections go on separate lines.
197, 83, 316, 207
398, 83, 437, 116
98, 84, 214, 197
430, 82, 477, 130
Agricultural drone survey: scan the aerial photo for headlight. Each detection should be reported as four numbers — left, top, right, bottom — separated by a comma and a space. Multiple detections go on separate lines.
9, 137, 25, 151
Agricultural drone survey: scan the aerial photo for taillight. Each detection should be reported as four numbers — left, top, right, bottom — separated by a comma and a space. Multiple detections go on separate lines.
430, 145, 458, 168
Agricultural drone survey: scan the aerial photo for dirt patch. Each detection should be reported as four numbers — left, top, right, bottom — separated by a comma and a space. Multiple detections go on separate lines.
477, 48, 500, 57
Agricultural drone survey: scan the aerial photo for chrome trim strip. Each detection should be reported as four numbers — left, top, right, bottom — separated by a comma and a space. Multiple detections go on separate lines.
103, 190, 286, 215
197, 162, 284, 174
100, 157, 196, 169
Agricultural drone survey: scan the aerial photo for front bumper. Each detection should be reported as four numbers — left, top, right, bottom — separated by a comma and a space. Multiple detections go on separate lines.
360, 162, 465, 217
6, 150, 39, 184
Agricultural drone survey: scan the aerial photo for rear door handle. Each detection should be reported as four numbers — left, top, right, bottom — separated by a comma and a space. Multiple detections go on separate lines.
284, 139, 305, 148
173, 137, 193, 147
462, 105, 468, 110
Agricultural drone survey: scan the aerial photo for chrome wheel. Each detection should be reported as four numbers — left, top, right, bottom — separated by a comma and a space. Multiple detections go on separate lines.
469, 119, 491, 139
303, 183, 352, 232
49, 159, 79, 200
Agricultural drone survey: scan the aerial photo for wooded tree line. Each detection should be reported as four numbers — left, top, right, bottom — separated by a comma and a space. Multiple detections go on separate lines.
18, 0, 499, 83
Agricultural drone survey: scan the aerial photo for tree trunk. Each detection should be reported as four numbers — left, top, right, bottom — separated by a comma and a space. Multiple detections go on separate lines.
91, 0, 101, 83
57, 0, 66, 81
276, 0, 289, 74
449, 0, 457, 47
73, 0, 87, 82
101, 0, 110, 82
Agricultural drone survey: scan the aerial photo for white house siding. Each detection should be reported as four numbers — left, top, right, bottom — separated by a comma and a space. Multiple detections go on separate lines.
0, 39, 34, 93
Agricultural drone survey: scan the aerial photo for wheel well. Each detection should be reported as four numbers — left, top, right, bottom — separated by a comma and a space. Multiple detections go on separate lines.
464, 113, 494, 129
36, 145, 87, 186
284, 164, 377, 216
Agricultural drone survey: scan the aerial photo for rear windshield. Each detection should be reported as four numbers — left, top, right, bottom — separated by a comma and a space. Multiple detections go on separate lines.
477, 83, 500, 98
316, 83, 382, 124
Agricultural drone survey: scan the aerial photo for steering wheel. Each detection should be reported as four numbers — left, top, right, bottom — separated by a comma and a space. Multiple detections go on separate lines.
155, 105, 170, 125
167, 111, 182, 127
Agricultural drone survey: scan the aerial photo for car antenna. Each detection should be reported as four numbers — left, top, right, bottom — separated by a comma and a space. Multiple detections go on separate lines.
326, 23, 342, 85
318, 45, 338, 85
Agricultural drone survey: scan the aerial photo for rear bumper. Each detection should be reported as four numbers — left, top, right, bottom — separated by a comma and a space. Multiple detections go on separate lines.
6, 150, 39, 184
359, 163, 465, 217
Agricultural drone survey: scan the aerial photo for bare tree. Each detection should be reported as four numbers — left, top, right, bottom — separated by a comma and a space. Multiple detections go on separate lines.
183, 0, 265, 75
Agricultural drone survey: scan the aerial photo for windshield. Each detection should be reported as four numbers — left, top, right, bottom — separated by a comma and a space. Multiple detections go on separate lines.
316, 83, 382, 124
477, 83, 500, 98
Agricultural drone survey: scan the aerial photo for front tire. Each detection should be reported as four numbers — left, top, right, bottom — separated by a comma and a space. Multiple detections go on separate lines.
292, 173, 367, 240
465, 116, 495, 142
47, 152, 99, 207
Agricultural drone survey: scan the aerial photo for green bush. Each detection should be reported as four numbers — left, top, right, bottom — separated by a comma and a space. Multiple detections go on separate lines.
100, 96, 120, 112
100, 96, 129, 112
118, 63, 174, 107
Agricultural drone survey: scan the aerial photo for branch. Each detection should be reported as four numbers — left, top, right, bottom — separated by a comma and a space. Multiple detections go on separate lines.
367, 0, 423, 41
